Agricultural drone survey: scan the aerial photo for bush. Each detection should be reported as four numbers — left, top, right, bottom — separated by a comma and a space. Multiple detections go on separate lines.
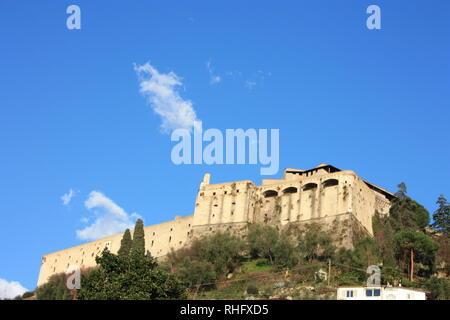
35, 273, 73, 300
173, 258, 217, 290
247, 224, 299, 268
78, 249, 187, 300
200, 232, 245, 275
298, 223, 335, 262
246, 284, 259, 295
273, 233, 298, 269
247, 224, 279, 262
420, 277, 450, 300
21, 291, 34, 299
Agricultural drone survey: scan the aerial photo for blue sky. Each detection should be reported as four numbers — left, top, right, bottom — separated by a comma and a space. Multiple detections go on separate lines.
0, 0, 449, 295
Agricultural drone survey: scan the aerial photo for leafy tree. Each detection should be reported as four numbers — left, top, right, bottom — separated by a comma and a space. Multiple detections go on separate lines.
131, 219, 145, 260
247, 224, 279, 263
372, 212, 396, 267
420, 277, 450, 300
165, 240, 204, 267
21, 291, 34, 299
118, 228, 132, 257
35, 273, 73, 300
272, 232, 298, 268
390, 183, 430, 231
349, 237, 381, 269
395, 230, 439, 281
172, 257, 217, 290
298, 223, 335, 262
431, 195, 450, 234
78, 249, 187, 300
200, 232, 244, 275
434, 234, 450, 275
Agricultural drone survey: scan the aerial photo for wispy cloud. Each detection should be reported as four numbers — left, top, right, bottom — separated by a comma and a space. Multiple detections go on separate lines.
134, 62, 200, 133
76, 191, 140, 241
225, 69, 271, 90
80, 217, 89, 223
61, 189, 76, 206
245, 80, 257, 90
0, 278, 28, 299
206, 59, 221, 85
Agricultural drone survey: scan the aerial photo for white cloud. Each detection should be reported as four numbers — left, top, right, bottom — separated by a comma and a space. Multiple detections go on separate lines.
206, 60, 221, 85
210, 75, 221, 84
134, 62, 201, 132
245, 80, 256, 90
226, 69, 271, 89
76, 191, 140, 241
0, 278, 28, 299
61, 189, 76, 206
80, 217, 89, 223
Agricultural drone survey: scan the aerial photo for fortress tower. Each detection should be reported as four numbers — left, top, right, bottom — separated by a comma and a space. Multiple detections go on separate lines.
37, 164, 394, 286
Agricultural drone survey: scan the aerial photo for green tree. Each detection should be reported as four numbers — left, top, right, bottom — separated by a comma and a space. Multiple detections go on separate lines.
395, 230, 439, 281
272, 232, 298, 268
298, 223, 335, 262
390, 183, 430, 231
35, 273, 73, 300
118, 228, 132, 257
21, 291, 34, 299
372, 212, 396, 267
79, 249, 186, 300
247, 224, 279, 263
350, 237, 381, 269
131, 219, 145, 260
200, 232, 244, 275
172, 258, 217, 290
421, 277, 450, 300
431, 195, 450, 234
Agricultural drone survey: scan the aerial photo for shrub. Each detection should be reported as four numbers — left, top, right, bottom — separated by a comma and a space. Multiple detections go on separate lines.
79, 249, 187, 300
420, 277, 450, 300
298, 223, 335, 262
35, 273, 73, 300
200, 232, 245, 275
246, 284, 259, 295
174, 258, 216, 290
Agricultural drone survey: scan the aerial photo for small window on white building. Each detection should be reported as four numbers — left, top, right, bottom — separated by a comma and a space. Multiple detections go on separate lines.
374, 289, 381, 296
366, 289, 373, 297
346, 290, 354, 298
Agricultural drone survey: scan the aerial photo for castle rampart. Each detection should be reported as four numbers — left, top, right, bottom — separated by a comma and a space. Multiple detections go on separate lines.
37, 164, 393, 286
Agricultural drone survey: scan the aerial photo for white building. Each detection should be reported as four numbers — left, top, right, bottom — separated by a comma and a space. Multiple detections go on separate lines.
337, 286, 426, 300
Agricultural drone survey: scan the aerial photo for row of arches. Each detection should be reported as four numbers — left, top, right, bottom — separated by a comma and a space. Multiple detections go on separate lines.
262, 179, 339, 198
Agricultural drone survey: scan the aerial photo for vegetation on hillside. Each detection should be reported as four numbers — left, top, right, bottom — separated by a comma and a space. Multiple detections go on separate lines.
18, 185, 450, 300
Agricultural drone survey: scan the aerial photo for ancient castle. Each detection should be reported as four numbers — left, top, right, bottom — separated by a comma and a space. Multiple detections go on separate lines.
37, 164, 394, 286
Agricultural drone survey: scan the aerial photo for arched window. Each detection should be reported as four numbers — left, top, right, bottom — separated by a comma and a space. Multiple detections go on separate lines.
282, 187, 298, 194
263, 190, 278, 198
303, 183, 318, 191
323, 179, 339, 188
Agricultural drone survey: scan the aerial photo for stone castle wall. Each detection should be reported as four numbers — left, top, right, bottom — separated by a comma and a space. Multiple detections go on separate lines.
37, 164, 393, 286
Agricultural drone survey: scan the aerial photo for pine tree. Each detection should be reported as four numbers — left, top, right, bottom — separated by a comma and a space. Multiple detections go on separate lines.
395, 230, 439, 281
432, 195, 450, 234
131, 219, 145, 259
118, 229, 132, 257
390, 183, 430, 231
395, 182, 407, 201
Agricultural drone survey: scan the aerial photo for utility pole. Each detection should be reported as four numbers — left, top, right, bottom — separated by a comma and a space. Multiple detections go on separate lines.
328, 259, 331, 286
